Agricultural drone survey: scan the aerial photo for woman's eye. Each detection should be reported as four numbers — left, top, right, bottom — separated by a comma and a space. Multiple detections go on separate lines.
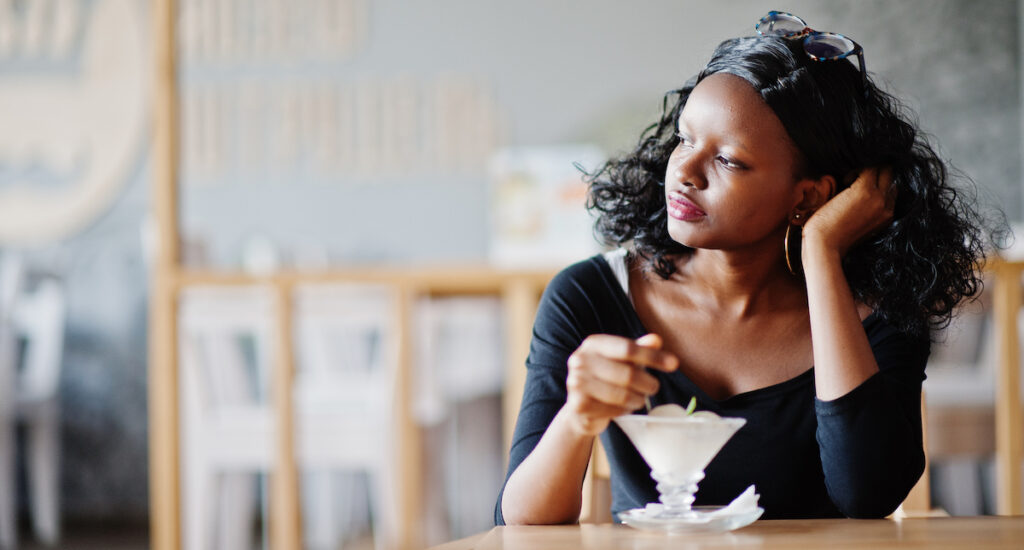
717, 155, 743, 169
675, 133, 692, 147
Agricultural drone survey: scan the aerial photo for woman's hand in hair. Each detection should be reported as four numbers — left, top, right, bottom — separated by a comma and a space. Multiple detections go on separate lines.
563, 333, 678, 436
801, 167, 896, 259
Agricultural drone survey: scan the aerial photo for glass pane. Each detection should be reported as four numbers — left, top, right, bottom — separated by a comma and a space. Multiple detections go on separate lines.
805, 34, 855, 59
758, 12, 806, 35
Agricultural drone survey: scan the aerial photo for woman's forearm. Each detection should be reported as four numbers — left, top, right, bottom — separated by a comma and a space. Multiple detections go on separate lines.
801, 235, 880, 401
500, 407, 595, 525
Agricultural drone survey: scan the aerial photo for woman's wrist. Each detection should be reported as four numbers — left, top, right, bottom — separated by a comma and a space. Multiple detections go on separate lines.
800, 229, 843, 273
556, 405, 606, 440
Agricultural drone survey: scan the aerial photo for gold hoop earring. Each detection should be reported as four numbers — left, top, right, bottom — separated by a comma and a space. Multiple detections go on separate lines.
785, 214, 803, 277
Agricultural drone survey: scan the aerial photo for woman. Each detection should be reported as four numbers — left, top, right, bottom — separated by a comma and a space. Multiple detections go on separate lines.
496, 12, 986, 524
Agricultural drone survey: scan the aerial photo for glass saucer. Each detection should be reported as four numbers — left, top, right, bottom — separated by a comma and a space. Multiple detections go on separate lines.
619, 504, 764, 534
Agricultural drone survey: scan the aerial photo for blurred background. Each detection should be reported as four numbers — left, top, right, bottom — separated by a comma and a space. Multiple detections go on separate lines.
0, 0, 1022, 549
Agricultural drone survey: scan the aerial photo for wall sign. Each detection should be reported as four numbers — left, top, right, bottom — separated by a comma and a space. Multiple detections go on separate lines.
0, 0, 148, 245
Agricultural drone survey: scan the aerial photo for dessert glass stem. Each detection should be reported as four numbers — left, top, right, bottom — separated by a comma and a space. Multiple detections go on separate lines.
652, 470, 705, 518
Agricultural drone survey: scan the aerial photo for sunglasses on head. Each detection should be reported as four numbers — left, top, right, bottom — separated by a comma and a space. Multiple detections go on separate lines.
755, 11, 867, 93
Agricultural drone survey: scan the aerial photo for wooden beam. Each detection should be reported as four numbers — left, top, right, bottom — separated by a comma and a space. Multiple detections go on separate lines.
396, 283, 422, 549
175, 267, 556, 293
270, 283, 302, 549
149, 1, 182, 549
152, 2, 181, 266
148, 277, 179, 550
501, 280, 541, 460
994, 261, 1023, 515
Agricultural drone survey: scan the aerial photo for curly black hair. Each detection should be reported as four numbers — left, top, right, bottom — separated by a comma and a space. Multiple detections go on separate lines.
586, 36, 989, 338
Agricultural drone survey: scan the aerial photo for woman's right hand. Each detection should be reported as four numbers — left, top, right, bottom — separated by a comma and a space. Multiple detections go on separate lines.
564, 333, 679, 436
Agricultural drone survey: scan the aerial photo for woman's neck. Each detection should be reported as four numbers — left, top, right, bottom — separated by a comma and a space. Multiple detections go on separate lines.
666, 246, 807, 319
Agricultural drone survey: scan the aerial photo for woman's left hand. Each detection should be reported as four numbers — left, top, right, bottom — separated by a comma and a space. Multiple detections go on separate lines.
801, 167, 896, 258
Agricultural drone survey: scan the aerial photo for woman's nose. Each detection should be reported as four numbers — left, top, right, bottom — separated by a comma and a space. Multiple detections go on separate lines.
671, 156, 707, 190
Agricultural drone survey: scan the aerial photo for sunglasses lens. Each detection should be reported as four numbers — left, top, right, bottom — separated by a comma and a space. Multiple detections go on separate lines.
756, 12, 807, 36
805, 33, 856, 59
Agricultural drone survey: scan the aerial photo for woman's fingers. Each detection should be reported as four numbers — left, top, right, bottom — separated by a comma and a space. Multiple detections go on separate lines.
852, 166, 893, 203
852, 166, 880, 190
575, 334, 679, 372
566, 368, 648, 411
804, 165, 898, 258
881, 168, 897, 210
564, 333, 678, 435
841, 166, 897, 222
636, 333, 662, 348
577, 353, 661, 396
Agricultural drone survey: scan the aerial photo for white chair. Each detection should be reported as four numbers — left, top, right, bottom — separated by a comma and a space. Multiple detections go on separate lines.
179, 286, 274, 550
413, 296, 505, 543
179, 284, 400, 550
0, 255, 66, 549
292, 285, 399, 550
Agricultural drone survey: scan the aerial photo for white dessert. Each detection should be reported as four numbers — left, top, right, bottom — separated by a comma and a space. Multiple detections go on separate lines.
688, 410, 721, 420
648, 403, 722, 420
648, 403, 689, 417
615, 403, 743, 484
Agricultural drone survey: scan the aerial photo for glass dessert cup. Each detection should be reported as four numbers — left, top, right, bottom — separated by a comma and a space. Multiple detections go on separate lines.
613, 411, 749, 525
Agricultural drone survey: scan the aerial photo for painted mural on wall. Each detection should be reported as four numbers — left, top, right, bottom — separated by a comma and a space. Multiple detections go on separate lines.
0, 0, 148, 245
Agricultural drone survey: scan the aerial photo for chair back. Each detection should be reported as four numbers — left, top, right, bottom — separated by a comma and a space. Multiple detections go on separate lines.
291, 284, 401, 550
13, 279, 66, 403
0, 254, 21, 418
292, 284, 399, 468
292, 284, 398, 415
178, 283, 401, 549
0, 252, 65, 407
178, 286, 275, 415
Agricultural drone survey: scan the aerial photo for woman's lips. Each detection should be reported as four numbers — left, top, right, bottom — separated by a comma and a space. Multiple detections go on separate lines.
667, 192, 706, 221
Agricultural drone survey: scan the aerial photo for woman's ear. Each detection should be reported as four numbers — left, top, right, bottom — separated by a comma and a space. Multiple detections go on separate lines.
793, 174, 836, 219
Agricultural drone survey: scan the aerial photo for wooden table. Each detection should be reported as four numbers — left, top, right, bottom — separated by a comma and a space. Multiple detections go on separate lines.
430, 517, 1024, 549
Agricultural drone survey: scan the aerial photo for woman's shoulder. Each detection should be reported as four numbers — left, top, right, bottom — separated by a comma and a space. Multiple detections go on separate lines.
536, 251, 636, 328
546, 252, 620, 294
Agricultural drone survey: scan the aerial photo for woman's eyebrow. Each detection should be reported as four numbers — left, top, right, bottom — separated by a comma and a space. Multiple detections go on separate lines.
725, 138, 754, 157
675, 118, 754, 157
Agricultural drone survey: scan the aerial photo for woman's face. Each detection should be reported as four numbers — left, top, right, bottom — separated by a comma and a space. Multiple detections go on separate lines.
665, 72, 806, 253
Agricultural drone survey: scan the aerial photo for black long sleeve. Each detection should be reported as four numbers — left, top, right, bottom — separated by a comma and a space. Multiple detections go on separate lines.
814, 321, 928, 518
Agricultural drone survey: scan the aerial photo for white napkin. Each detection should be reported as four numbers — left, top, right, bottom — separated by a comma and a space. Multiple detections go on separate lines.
639, 485, 760, 520
706, 485, 760, 518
